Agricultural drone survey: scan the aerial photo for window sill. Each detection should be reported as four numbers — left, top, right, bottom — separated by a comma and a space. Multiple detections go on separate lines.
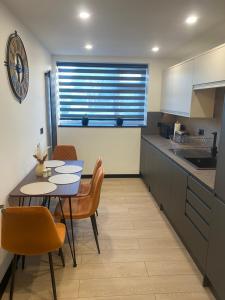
58, 125, 147, 128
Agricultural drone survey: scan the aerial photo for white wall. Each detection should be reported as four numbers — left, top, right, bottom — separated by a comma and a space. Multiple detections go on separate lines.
53, 55, 174, 174
0, 2, 51, 281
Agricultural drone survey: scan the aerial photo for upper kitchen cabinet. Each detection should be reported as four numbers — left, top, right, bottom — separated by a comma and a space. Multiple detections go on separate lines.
193, 44, 225, 87
161, 60, 193, 116
161, 59, 215, 118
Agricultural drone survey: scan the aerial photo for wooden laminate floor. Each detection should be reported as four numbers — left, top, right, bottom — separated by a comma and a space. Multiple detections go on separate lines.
3, 178, 215, 300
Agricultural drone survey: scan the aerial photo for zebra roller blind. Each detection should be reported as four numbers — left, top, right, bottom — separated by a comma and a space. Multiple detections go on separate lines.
56, 62, 149, 127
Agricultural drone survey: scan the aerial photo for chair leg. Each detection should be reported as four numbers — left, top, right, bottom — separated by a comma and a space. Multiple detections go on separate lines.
90, 215, 100, 254
10, 255, 17, 300
58, 248, 65, 267
93, 213, 99, 235
22, 256, 25, 270
48, 253, 57, 300
96, 210, 98, 216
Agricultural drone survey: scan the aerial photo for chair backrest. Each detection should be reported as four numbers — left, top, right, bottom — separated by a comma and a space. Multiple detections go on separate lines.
89, 166, 104, 215
52, 145, 77, 160
1, 206, 63, 256
90, 157, 102, 186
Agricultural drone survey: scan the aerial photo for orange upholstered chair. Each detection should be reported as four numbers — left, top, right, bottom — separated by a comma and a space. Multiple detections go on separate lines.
52, 145, 77, 160
78, 157, 102, 196
55, 166, 104, 253
1, 206, 66, 300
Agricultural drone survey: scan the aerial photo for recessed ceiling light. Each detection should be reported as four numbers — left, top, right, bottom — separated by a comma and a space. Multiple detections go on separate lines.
185, 15, 198, 25
79, 11, 90, 20
152, 46, 159, 52
85, 44, 93, 50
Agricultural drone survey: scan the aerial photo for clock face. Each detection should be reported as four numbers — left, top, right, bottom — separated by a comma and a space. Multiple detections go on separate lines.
6, 31, 29, 102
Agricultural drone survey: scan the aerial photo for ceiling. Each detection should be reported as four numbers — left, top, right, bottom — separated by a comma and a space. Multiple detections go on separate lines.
2, 0, 225, 59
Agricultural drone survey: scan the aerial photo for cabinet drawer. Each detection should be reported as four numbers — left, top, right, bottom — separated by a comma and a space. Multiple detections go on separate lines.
184, 214, 208, 272
186, 203, 209, 240
188, 176, 213, 209
187, 189, 211, 224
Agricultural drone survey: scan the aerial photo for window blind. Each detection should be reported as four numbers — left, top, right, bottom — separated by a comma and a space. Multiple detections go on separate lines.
56, 62, 148, 127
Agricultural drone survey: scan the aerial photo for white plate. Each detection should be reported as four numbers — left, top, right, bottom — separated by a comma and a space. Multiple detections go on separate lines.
44, 160, 65, 168
20, 182, 57, 195
55, 165, 83, 174
48, 174, 80, 185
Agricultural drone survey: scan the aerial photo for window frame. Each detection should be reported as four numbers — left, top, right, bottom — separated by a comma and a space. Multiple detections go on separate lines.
56, 62, 149, 128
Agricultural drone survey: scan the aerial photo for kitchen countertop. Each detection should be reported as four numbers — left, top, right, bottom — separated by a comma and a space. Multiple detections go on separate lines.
142, 135, 216, 191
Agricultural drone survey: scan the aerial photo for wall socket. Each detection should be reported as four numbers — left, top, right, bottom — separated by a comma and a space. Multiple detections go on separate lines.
198, 129, 204, 136
40, 128, 44, 135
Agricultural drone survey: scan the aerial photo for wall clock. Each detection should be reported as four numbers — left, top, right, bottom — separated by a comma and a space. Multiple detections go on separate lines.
4, 31, 29, 103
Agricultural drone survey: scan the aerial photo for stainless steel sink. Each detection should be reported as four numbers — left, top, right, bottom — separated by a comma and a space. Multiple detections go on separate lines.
169, 148, 217, 169
185, 157, 217, 169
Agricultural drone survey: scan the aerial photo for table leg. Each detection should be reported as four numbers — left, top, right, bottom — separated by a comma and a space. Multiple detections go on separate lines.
68, 197, 77, 267
58, 197, 77, 267
47, 197, 50, 209
41, 196, 48, 207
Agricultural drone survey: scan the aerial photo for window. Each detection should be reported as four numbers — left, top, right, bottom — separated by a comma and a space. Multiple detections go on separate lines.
56, 62, 149, 127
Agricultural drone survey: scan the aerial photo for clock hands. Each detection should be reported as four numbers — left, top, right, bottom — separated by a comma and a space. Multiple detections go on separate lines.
16, 54, 24, 83
5, 55, 25, 83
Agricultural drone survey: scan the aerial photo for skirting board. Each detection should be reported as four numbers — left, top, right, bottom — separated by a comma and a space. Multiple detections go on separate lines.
82, 174, 141, 178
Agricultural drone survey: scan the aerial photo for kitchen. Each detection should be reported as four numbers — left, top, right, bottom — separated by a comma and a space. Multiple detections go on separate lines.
1, 1, 225, 300
141, 44, 225, 300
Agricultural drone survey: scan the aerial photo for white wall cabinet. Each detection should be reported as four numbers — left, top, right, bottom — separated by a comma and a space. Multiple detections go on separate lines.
161, 56, 216, 118
193, 45, 225, 86
161, 60, 194, 117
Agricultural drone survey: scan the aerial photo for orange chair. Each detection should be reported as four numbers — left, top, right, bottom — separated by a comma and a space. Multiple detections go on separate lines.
52, 145, 77, 160
1, 206, 66, 300
55, 166, 104, 253
78, 157, 102, 196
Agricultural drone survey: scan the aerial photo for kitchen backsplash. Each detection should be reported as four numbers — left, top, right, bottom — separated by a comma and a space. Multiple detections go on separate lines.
141, 112, 161, 135
177, 88, 225, 142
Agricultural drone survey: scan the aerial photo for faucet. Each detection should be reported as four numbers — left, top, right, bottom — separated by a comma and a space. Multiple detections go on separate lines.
211, 132, 218, 158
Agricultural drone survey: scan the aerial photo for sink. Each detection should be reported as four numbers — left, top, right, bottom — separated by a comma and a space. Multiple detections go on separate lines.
185, 157, 217, 169
169, 148, 217, 169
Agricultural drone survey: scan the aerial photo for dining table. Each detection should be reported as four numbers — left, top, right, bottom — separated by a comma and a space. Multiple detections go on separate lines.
9, 160, 84, 267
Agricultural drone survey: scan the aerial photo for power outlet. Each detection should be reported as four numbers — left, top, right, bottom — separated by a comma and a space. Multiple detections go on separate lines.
40, 128, 44, 135
198, 129, 204, 136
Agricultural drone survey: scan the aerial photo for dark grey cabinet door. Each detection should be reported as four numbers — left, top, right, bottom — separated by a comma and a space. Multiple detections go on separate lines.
140, 138, 152, 188
140, 138, 160, 193
164, 160, 188, 238
149, 146, 161, 205
215, 98, 225, 202
207, 197, 225, 300
156, 154, 172, 209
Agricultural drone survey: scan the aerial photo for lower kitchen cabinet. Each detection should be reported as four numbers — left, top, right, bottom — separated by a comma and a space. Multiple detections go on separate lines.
149, 146, 169, 207
183, 209, 208, 273
141, 138, 189, 234
183, 177, 213, 273
206, 196, 225, 300
140, 138, 165, 207
140, 138, 174, 209
164, 162, 188, 240
140, 137, 225, 298
140, 138, 151, 187
140, 137, 213, 275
